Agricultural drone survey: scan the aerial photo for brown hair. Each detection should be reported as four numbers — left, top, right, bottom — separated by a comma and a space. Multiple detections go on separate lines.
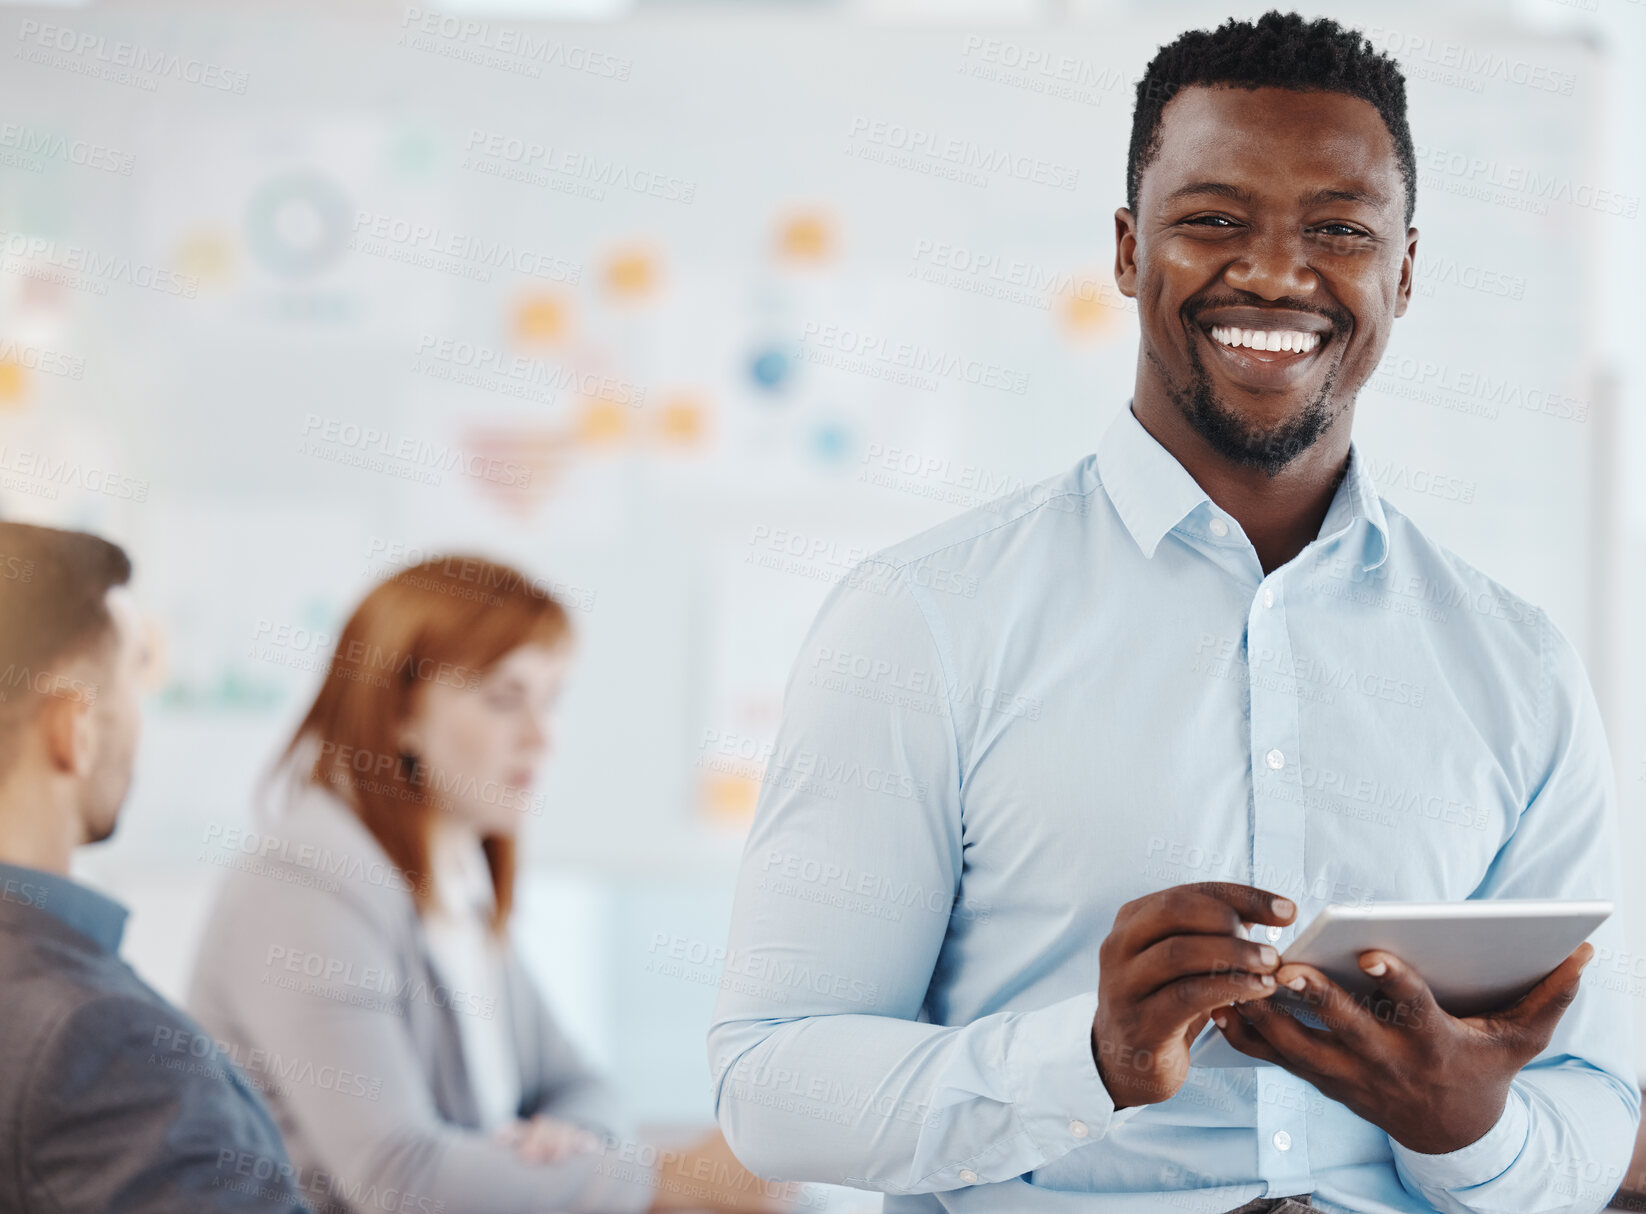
278, 555, 571, 929
0, 523, 132, 779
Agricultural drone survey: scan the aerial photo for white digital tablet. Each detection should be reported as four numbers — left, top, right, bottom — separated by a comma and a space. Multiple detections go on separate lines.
1189, 899, 1612, 1069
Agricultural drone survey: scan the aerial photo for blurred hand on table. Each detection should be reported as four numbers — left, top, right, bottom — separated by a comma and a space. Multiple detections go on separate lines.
493, 1114, 605, 1165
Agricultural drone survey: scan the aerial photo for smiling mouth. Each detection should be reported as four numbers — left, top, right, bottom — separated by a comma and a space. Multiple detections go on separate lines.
1189, 318, 1338, 389
1206, 324, 1324, 358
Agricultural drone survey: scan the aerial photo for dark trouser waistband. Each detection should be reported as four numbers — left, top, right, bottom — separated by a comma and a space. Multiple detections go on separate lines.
1219, 1197, 1314, 1214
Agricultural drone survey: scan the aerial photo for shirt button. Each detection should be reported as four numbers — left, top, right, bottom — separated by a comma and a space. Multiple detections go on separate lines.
960, 1170, 980, 1184
1265, 748, 1285, 770
1266, 925, 1284, 943
1209, 518, 1229, 538
1068, 1120, 1089, 1138
1262, 587, 1275, 608
1273, 1130, 1292, 1151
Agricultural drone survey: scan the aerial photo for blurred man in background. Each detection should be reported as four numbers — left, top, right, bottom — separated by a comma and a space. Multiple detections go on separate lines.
0, 521, 308, 1213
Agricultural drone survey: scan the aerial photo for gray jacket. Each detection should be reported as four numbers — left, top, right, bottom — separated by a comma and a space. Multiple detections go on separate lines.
186, 774, 653, 1214
0, 860, 306, 1213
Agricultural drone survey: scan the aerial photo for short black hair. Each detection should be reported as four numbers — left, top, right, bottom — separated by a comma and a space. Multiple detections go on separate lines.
1128, 11, 1416, 227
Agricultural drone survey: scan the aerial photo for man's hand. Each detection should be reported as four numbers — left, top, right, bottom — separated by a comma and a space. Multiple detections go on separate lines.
1092, 882, 1295, 1109
1212, 942, 1595, 1154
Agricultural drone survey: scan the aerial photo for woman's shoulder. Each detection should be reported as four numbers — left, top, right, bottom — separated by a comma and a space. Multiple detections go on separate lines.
196, 777, 423, 957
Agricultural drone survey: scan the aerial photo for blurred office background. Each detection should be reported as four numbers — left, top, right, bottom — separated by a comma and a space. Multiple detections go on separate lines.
1, 0, 1643, 1171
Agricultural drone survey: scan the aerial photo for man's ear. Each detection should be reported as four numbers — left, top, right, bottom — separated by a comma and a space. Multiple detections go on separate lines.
1393, 226, 1419, 318
1114, 207, 1140, 299
38, 693, 95, 779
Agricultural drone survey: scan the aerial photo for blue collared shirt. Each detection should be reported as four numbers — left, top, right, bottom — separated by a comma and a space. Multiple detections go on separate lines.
0, 859, 128, 954
709, 405, 1638, 1214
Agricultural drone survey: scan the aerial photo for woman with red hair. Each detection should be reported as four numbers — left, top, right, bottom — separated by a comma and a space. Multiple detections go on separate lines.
189, 555, 788, 1214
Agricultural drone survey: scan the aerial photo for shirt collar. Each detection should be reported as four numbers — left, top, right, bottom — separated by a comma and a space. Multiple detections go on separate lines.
428, 814, 496, 918
1094, 404, 1214, 560
0, 859, 128, 954
1095, 403, 1389, 571
1319, 442, 1391, 571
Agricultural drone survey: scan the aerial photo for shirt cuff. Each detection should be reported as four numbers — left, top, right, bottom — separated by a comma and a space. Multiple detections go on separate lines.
1389, 1087, 1530, 1193
1003, 989, 1134, 1159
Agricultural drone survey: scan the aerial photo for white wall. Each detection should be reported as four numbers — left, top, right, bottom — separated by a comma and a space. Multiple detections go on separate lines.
1, 3, 1638, 1132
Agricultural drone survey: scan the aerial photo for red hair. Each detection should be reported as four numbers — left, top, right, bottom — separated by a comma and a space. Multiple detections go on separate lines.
277, 555, 571, 929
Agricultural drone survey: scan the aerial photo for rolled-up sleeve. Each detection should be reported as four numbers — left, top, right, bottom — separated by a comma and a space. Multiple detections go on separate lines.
1392, 613, 1640, 1214
707, 559, 1125, 1194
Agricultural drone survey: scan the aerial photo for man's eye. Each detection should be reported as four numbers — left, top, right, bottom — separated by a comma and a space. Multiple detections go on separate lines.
1183, 215, 1236, 227
1318, 224, 1369, 237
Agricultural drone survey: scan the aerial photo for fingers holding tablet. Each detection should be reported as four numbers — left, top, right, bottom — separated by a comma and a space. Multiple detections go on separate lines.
1092, 882, 1297, 1110
1132, 934, 1280, 1002
1216, 963, 1378, 1084
1191, 901, 1608, 1155
1113, 882, 1296, 954
1466, 940, 1595, 1061
1190, 897, 1610, 1069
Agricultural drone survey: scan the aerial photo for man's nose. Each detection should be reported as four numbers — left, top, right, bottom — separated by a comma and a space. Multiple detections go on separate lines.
1223, 229, 1316, 300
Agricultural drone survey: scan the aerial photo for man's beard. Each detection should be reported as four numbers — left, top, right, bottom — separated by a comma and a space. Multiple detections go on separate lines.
1163, 326, 1343, 477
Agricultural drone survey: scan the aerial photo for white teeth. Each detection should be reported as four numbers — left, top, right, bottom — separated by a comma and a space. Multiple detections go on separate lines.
1209, 325, 1320, 354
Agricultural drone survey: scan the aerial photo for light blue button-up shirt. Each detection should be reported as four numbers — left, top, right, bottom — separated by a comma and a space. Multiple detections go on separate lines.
708, 405, 1639, 1214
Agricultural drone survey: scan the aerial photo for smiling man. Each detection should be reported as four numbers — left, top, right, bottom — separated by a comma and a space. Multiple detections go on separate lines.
708, 12, 1636, 1214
